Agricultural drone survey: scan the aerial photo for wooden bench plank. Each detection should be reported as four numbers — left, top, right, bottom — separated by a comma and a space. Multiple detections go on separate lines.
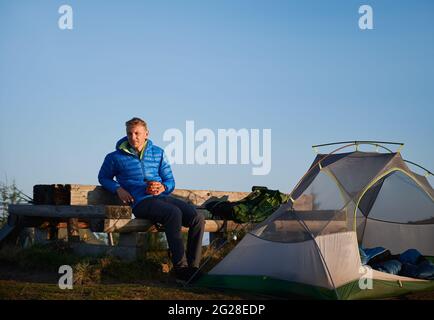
33, 184, 251, 206
171, 189, 250, 206
103, 219, 252, 233
8, 204, 132, 219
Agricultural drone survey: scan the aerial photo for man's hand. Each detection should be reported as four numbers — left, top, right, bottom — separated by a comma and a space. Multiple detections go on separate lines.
116, 187, 134, 204
146, 181, 166, 196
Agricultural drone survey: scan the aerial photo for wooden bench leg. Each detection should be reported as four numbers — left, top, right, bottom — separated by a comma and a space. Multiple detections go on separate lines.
118, 232, 148, 260
67, 218, 80, 242
107, 232, 114, 246
68, 232, 148, 261
47, 224, 59, 241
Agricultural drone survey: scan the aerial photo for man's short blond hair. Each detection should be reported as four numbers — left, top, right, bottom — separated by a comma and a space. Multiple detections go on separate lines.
125, 117, 148, 130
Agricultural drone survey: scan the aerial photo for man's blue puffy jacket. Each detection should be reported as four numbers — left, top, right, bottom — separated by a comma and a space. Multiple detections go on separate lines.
98, 137, 175, 208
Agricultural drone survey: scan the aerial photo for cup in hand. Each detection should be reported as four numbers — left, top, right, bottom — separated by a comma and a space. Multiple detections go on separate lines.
146, 181, 161, 195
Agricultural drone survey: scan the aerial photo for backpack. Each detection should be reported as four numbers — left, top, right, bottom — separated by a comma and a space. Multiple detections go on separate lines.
205, 186, 290, 223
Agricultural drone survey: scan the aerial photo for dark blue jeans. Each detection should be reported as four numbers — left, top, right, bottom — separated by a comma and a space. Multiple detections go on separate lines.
133, 195, 205, 268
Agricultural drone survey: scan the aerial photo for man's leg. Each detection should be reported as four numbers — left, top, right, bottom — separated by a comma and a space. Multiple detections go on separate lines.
163, 196, 205, 268
133, 198, 187, 268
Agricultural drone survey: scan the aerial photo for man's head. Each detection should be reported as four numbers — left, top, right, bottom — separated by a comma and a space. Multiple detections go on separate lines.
125, 117, 149, 152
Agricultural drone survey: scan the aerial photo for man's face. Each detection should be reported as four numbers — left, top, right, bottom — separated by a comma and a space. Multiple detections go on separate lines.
126, 125, 148, 151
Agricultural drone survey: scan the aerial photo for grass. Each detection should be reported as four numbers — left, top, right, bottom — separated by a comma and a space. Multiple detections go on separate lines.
0, 237, 266, 300
0, 241, 174, 285
0, 280, 258, 300
4, 239, 433, 300
0, 241, 82, 272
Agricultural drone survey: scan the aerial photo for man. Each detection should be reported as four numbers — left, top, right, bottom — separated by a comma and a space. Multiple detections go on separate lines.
98, 117, 205, 282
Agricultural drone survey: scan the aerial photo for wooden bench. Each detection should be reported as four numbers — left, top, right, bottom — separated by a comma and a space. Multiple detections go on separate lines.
2, 184, 252, 260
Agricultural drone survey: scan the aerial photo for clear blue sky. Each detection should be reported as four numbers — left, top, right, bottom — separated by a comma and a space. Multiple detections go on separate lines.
1, 0, 433, 198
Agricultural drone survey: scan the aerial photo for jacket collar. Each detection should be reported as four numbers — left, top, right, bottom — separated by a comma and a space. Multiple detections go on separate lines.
116, 136, 151, 160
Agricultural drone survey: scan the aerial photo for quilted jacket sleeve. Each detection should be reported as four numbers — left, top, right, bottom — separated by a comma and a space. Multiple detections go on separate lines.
98, 154, 121, 194
159, 151, 175, 195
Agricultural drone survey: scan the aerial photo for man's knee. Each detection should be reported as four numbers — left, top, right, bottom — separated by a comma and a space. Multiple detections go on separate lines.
164, 206, 183, 226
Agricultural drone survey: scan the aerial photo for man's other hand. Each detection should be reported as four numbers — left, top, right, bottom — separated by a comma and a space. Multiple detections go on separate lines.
116, 187, 134, 204
146, 181, 166, 196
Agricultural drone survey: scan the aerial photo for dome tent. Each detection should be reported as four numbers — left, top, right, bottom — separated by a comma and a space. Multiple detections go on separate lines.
197, 141, 434, 299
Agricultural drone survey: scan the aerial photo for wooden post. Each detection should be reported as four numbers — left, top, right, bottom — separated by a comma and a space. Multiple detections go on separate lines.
67, 218, 80, 242
118, 232, 148, 259
47, 224, 58, 241
107, 233, 114, 246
